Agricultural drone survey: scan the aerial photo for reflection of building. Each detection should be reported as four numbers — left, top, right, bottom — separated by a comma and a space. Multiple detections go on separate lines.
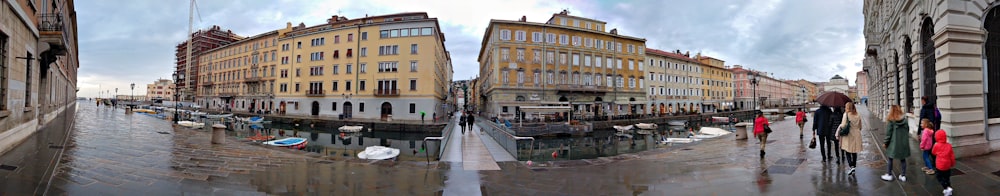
824, 75, 849, 94
863, 0, 1000, 157
0, 0, 80, 155
147, 79, 176, 101
478, 10, 647, 120
175, 25, 243, 102
855, 71, 868, 103
644, 48, 703, 114
696, 54, 734, 112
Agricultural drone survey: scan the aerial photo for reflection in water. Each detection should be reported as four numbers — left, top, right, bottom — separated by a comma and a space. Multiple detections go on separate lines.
222, 122, 441, 161
249, 159, 447, 195
522, 125, 705, 161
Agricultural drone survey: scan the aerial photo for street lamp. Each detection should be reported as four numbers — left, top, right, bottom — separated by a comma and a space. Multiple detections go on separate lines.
749, 72, 759, 111
131, 83, 135, 103
173, 72, 184, 124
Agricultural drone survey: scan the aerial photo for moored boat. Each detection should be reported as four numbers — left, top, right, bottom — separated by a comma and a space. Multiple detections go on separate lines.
634, 123, 657, 130
667, 120, 687, 126
338, 125, 364, 132
263, 137, 308, 149
357, 146, 400, 160
177, 121, 205, 129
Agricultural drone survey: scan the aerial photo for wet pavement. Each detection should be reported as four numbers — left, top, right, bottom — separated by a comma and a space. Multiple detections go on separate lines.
3, 101, 1000, 195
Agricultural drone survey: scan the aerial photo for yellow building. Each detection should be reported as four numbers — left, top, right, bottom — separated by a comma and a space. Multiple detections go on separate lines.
644, 48, 704, 115
197, 12, 452, 121
696, 55, 734, 112
478, 10, 647, 120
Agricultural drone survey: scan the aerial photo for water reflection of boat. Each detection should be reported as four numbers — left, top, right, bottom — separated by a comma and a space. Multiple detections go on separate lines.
667, 120, 686, 126
614, 132, 633, 138
635, 130, 652, 135
338, 132, 362, 140
613, 125, 633, 132
338, 125, 364, 132
177, 121, 204, 129
634, 123, 657, 130
264, 137, 308, 149
357, 146, 400, 160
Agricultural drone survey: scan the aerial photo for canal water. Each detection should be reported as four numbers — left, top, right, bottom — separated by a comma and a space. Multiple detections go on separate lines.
517, 125, 706, 161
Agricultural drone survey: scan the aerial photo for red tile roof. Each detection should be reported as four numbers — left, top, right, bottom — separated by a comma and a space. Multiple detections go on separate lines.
645, 48, 699, 63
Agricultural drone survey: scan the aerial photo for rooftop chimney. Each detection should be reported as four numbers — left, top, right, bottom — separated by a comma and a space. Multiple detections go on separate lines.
520, 15, 526, 22
610, 28, 618, 35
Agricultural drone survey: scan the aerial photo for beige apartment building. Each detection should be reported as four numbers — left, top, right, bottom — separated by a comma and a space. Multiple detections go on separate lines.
147, 79, 176, 101
644, 48, 704, 115
197, 12, 452, 121
696, 54, 734, 112
477, 10, 647, 120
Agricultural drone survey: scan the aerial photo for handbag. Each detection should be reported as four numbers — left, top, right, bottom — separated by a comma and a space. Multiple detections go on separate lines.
839, 117, 852, 136
809, 136, 817, 149
764, 124, 773, 134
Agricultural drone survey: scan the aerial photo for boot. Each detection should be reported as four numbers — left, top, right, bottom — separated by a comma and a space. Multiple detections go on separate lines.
760, 150, 765, 158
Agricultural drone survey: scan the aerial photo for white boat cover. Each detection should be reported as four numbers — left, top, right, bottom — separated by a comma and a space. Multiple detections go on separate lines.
357, 146, 400, 160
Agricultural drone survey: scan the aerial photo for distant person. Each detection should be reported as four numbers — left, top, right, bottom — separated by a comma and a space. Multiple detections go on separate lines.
795, 108, 808, 139
835, 102, 863, 175
459, 112, 467, 134
932, 129, 955, 195
753, 112, 770, 158
466, 113, 475, 132
813, 106, 834, 162
882, 105, 911, 182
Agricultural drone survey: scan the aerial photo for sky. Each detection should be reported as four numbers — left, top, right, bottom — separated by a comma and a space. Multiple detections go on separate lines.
76, 0, 864, 97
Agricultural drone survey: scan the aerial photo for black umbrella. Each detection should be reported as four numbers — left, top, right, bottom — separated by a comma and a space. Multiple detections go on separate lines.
816, 91, 852, 107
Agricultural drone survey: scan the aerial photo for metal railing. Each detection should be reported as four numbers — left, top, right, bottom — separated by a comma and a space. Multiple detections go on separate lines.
39, 14, 63, 32
423, 115, 456, 163
475, 116, 534, 160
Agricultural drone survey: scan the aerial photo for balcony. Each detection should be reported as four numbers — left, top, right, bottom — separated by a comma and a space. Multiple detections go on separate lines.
244, 76, 261, 83
219, 92, 238, 98
373, 89, 400, 97
306, 90, 325, 97
555, 84, 605, 93
38, 13, 67, 71
201, 81, 214, 86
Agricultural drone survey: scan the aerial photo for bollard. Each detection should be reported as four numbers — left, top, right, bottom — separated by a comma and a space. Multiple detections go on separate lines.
212, 124, 226, 144
734, 122, 749, 140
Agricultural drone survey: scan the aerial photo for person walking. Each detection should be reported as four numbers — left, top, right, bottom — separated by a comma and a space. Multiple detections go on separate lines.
835, 102, 863, 175
466, 113, 476, 133
919, 96, 941, 135
459, 112, 467, 135
920, 118, 937, 175
795, 108, 808, 139
882, 105, 911, 182
754, 113, 770, 158
813, 106, 834, 162
829, 107, 845, 164
932, 129, 955, 195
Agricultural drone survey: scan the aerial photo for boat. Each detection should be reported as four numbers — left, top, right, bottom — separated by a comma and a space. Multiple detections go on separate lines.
204, 113, 233, 119
612, 125, 633, 132
263, 137, 308, 149
357, 146, 400, 160
338, 125, 364, 132
246, 116, 265, 124
134, 109, 157, 114
667, 120, 687, 126
691, 127, 732, 139
658, 138, 701, 144
635, 130, 653, 135
177, 121, 205, 129
634, 123, 657, 130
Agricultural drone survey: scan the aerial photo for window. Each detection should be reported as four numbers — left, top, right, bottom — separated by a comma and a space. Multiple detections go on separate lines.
296, 55, 301, 63
295, 68, 301, 77
297, 41, 302, 49
628, 44, 635, 53
532, 32, 542, 42
500, 29, 511, 40
391, 29, 399, 37
280, 69, 288, 78
572, 36, 580, 46
532, 50, 542, 64
309, 66, 324, 76
359, 103, 365, 112
584, 38, 592, 48
410, 79, 417, 90
516, 48, 525, 62
332, 81, 339, 91
346, 81, 352, 91
332, 102, 338, 111
280, 83, 288, 92
361, 32, 368, 40
546, 33, 556, 44
559, 34, 568, 45
346, 64, 353, 74
534, 72, 540, 86
559, 53, 567, 65
517, 71, 525, 84
616, 58, 623, 69
406, 103, 417, 114
546, 51, 555, 64
411, 44, 418, 54
346, 49, 352, 57
547, 72, 555, 84
0, 33, 5, 110
515, 31, 526, 42
596, 56, 602, 67
500, 48, 509, 61
24, 52, 31, 107
584, 55, 592, 67
360, 47, 367, 57
421, 27, 432, 35
359, 63, 366, 73
628, 60, 634, 70
401, 28, 410, 37
359, 80, 366, 91
410, 61, 418, 72
348, 33, 353, 42
379, 62, 399, 72
294, 83, 300, 92
572, 54, 580, 66
380, 30, 389, 38
332, 65, 339, 74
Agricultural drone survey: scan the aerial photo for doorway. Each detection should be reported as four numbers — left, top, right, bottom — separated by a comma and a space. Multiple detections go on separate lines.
381, 102, 392, 120
311, 101, 320, 116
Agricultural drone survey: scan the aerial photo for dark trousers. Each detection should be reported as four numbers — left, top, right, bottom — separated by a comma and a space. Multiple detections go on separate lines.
887, 158, 907, 176
845, 152, 858, 167
935, 169, 951, 189
460, 124, 466, 134
818, 134, 842, 161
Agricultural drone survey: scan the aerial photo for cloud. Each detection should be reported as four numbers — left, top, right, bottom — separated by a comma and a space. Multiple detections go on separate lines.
76, 0, 864, 98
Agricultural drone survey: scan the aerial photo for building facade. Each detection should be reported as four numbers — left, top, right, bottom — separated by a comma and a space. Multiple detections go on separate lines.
731, 65, 794, 109
478, 10, 647, 121
175, 25, 243, 102
645, 48, 703, 115
696, 54, 734, 112
146, 79, 175, 101
792, 79, 819, 103
863, 0, 1000, 157
195, 13, 452, 121
824, 75, 850, 94
1, 0, 79, 154
855, 71, 868, 104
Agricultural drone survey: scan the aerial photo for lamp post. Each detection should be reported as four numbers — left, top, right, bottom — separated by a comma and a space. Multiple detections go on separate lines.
749, 72, 759, 111
173, 72, 184, 124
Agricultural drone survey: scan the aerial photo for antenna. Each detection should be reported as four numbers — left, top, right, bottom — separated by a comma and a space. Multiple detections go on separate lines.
193, 0, 203, 23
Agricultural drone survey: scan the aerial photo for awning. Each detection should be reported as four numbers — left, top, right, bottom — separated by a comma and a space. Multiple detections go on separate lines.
520, 106, 572, 113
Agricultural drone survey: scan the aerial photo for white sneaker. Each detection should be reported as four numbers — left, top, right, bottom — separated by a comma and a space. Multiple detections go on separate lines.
944, 187, 953, 196
846, 167, 856, 175
898, 175, 906, 182
881, 174, 894, 181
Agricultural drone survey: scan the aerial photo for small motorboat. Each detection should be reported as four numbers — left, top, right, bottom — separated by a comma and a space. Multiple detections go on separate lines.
357, 146, 400, 160
204, 113, 233, 119
634, 123, 657, 130
612, 125, 633, 132
246, 116, 265, 124
134, 109, 157, 114
667, 120, 687, 126
263, 137, 308, 149
339, 125, 364, 132
177, 121, 205, 129
658, 138, 700, 144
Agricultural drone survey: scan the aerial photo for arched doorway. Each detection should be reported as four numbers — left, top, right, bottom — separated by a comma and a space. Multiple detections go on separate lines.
986, 6, 1000, 140
594, 97, 603, 118
381, 102, 392, 120
903, 36, 914, 112
343, 102, 353, 118
279, 101, 286, 114
920, 18, 938, 102
311, 101, 320, 116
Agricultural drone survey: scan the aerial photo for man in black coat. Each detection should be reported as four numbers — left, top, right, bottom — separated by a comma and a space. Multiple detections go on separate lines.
813, 105, 834, 162
919, 96, 940, 134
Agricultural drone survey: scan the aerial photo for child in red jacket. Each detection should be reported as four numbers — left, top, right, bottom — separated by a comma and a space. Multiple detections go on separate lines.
932, 130, 955, 195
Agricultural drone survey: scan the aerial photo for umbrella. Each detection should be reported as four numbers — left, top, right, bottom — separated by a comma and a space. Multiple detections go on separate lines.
816, 91, 852, 107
